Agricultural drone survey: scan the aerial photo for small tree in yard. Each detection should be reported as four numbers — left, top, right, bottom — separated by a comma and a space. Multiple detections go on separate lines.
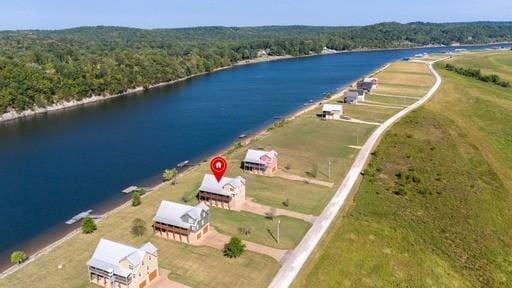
10, 251, 27, 264
132, 192, 142, 207
131, 218, 147, 237
81, 216, 97, 234
162, 168, 178, 184
223, 237, 246, 258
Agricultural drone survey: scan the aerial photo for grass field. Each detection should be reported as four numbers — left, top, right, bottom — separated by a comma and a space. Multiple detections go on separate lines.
294, 52, 512, 287
0, 60, 435, 288
370, 61, 435, 98
449, 51, 512, 82
211, 209, 311, 249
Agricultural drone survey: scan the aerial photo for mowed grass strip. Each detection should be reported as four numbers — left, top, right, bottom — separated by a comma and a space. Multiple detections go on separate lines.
294, 52, 512, 288
211, 209, 311, 249
364, 94, 417, 106
370, 61, 434, 98
342, 104, 397, 123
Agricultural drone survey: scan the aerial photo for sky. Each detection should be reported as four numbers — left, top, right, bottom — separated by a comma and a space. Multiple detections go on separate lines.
0, 0, 511, 30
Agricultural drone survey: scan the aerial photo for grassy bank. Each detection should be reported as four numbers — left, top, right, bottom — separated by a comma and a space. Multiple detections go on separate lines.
0, 60, 434, 288
294, 52, 512, 287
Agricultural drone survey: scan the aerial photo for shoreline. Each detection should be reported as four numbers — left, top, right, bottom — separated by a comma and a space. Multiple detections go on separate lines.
1, 42, 505, 124
0, 58, 392, 278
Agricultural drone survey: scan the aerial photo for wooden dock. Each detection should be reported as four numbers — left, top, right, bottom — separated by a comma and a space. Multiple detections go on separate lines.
122, 186, 139, 194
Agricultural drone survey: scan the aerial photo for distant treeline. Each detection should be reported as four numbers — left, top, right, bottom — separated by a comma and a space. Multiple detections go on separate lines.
1, 22, 512, 113
444, 63, 511, 87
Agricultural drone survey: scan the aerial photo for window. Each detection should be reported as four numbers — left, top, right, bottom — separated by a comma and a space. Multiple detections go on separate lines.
129, 265, 133, 270
142, 261, 144, 266
148, 256, 151, 260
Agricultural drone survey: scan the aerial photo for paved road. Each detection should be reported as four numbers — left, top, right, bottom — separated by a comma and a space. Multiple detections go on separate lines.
268, 60, 446, 288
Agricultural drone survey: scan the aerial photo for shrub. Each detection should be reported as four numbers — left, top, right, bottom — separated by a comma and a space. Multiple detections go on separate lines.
10, 251, 27, 264
132, 192, 142, 207
131, 218, 147, 237
393, 186, 407, 196
307, 164, 318, 178
282, 198, 290, 207
162, 168, 178, 184
223, 237, 246, 258
284, 163, 292, 170
238, 227, 251, 236
81, 216, 97, 234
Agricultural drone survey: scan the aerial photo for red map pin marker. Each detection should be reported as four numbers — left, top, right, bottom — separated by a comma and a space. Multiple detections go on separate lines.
210, 156, 227, 182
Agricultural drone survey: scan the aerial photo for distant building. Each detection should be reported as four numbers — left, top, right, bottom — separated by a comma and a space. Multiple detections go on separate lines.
357, 80, 374, 92
322, 104, 343, 120
344, 89, 366, 104
242, 149, 278, 176
364, 77, 379, 88
199, 174, 246, 209
153, 201, 210, 243
87, 239, 159, 288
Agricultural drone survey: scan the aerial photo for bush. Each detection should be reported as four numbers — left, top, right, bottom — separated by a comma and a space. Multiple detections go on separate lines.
132, 192, 142, 207
81, 216, 97, 234
131, 218, 147, 237
445, 63, 511, 88
10, 251, 27, 264
223, 237, 246, 258
162, 168, 178, 184
282, 198, 290, 207
238, 227, 251, 236
284, 163, 292, 170
307, 164, 318, 178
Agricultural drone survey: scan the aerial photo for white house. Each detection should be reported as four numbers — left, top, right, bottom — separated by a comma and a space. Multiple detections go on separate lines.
199, 174, 246, 209
87, 239, 159, 288
322, 104, 343, 120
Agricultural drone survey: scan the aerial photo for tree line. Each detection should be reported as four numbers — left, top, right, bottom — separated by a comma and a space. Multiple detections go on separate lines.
1, 22, 512, 113
444, 63, 511, 87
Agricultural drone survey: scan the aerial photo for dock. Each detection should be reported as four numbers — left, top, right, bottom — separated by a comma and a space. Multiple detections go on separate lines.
122, 185, 139, 194
177, 160, 190, 168
65, 210, 103, 225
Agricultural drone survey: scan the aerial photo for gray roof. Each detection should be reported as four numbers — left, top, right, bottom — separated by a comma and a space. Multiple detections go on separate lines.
243, 149, 278, 164
199, 174, 246, 196
87, 239, 157, 277
153, 200, 209, 229
322, 104, 342, 113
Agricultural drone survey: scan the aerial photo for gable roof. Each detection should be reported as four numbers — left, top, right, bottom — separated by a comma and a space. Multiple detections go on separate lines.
153, 200, 209, 229
199, 174, 246, 196
87, 239, 157, 277
322, 104, 342, 113
243, 149, 278, 164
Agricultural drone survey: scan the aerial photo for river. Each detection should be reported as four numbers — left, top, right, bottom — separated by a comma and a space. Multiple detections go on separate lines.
0, 44, 507, 269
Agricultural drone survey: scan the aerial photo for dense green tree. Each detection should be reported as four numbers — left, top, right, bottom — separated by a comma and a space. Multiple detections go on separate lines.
132, 192, 142, 207
10, 251, 27, 264
81, 216, 97, 234
130, 218, 147, 237
223, 237, 246, 258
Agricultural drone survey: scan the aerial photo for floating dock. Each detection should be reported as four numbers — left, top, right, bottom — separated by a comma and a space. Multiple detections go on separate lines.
177, 160, 190, 168
122, 186, 139, 194
65, 210, 102, 225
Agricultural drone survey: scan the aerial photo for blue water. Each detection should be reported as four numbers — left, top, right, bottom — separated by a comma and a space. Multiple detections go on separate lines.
0, 45, 507, 263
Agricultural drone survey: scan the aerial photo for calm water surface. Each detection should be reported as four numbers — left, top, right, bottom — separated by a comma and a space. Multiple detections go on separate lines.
0, 45, 507, 266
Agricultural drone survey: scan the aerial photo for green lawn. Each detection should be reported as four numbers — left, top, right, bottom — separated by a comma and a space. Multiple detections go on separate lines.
211, 209, 311, 249
365, 94, 417, 106
0, 60, 437, 288
294, 52, 512, 287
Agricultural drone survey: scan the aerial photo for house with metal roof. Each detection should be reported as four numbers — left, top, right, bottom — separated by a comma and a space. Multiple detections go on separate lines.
153, 200, 210, 243
344, 89, 366, 104
322, 104, 343, 120
87, 239, 159, 288
357, 77, 378, 92
242, 149, 278, 176
199, 174, 246, 209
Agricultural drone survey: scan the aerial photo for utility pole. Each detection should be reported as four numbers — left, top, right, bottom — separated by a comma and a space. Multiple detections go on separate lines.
328, 161, 332, 179
277, 219, 280, 245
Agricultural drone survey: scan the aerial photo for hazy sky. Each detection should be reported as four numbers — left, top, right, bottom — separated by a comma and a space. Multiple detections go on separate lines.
1, 0, 511, 30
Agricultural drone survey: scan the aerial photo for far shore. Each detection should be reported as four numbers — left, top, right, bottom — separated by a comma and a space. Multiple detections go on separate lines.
1, 42, 505, 124
0, 57, 392, 278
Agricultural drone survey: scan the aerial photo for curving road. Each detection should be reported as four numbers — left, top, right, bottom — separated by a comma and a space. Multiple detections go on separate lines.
269, 59, 447, 288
